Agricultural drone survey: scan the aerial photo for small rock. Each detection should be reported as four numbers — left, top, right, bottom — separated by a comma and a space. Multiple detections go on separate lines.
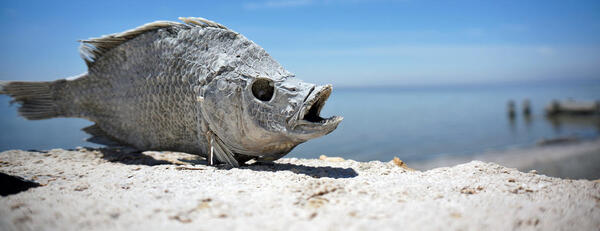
169, 215, 192, 223
460, 186, 477, 194
74, 184, 89, 191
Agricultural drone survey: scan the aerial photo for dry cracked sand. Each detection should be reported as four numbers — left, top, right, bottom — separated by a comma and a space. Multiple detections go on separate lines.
1, 148, 599, 230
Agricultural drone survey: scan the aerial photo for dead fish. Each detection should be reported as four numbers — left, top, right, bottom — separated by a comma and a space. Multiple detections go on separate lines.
0, 17, 343, 167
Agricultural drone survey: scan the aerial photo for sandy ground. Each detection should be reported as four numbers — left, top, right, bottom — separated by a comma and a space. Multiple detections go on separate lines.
1, 147, 599, 231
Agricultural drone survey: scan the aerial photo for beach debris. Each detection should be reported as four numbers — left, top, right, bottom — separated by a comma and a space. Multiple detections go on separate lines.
509, 186, 535, 194
460, 186, 484, 194
319, 155, 344, 162
73, 183, 89, 192
0, 17, 343, 167
460, 187, 476, 194
169, 214, 193, 223
175, 166, 206, 171
296, 180, 343, 209
545, 100, 600, 116
392, 157, 415, 171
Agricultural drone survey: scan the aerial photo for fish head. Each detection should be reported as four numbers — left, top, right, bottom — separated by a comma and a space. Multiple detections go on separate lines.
195, 28, 342, 160
201, 74, 342, 159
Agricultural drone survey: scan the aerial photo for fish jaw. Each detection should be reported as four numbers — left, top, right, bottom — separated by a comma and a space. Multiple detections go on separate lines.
288, 84, 343, 140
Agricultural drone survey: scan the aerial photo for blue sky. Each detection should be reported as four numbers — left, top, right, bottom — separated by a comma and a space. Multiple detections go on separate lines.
0, 0, 599, 86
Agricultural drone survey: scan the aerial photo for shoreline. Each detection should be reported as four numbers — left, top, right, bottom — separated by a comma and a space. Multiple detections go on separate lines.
410, 138, 600, 180
1, 148, 599, 230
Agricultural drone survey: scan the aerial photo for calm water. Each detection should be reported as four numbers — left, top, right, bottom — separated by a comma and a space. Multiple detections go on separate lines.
1, 82, 599, 162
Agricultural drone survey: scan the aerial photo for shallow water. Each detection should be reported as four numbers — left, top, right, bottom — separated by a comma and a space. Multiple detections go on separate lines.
290, 82, 600, 161
1, 82, 599, 162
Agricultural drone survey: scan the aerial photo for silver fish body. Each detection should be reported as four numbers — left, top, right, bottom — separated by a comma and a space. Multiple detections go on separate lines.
0, 17, 343, 167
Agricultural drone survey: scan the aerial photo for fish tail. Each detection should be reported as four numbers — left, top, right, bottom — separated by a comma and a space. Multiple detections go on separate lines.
0, 79, 69, 120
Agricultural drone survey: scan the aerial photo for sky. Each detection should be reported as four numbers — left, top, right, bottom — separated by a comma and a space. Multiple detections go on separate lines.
0, 0, 599, 87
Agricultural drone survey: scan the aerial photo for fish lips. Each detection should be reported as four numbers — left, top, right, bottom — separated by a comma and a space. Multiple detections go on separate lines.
289, 84, 343, 138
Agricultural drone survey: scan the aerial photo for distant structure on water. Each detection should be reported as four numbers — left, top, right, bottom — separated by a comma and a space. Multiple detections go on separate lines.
507, 100, 516, 119
545, 100, 600, 116
522, 99, 531, 116
507, 99, 532, 118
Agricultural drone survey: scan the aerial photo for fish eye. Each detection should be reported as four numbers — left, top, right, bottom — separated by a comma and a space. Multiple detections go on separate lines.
251, 78, 274, 101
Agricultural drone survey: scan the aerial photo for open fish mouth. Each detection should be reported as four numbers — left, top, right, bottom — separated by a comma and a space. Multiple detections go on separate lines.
295, 85, 343, 128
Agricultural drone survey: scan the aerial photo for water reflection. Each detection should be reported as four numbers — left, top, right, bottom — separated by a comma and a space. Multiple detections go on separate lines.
545, 114, 600, 133
505, 99, 600, 138
522, 99, 533, 131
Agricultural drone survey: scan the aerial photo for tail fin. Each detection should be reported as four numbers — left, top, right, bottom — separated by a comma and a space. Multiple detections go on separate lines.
0, 80, 67, 120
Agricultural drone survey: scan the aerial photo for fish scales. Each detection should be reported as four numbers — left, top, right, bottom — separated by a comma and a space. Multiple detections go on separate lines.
71, 26, 201, 153
0, 17, 343, 167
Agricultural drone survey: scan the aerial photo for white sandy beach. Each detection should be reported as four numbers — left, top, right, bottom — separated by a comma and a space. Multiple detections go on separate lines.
1, 145, 599, 231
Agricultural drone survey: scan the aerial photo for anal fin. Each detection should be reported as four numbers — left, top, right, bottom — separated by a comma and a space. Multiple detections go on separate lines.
82, 124, 124, 147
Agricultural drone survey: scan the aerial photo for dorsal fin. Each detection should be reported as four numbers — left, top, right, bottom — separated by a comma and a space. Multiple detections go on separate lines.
177, 17, 228, 29
79, 17, 230, 67
79, 21, 180, 67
